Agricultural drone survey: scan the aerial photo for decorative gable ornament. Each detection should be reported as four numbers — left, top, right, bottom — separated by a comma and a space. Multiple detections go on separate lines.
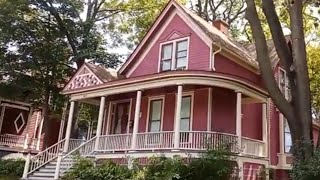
14, 113, 26, 133
64, 64, 103, 91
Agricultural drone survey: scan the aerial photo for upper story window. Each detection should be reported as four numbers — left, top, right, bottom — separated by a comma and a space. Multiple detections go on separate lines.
279, 68, 291, 101
160, 38, 189, 72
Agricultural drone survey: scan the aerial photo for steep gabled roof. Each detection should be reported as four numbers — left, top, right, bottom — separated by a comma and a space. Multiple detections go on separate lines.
243, 36, 291, 68
62, 63, 122, 92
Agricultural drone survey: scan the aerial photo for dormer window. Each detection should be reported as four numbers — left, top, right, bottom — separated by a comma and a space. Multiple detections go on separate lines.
160, 38, 189, 72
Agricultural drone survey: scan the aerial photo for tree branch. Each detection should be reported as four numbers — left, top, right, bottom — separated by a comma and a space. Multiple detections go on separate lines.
245, 0, 295, 123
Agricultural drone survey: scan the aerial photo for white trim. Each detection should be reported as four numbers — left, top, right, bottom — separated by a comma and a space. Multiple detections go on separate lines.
14, 113, 26, 133
69, 74, 268, 103
131, 90, 142, 150
157, 37, 190, 72
63, 64, 103, 92
126, 99, 133, 134
279, 113, 285, 154
145, 95, 165, 132
120, 1, 211, 75
33, 111, 40, 138
207, 88, 212, 131
108, 99, 132, 134
174, 91, 194, 131
127, 11, 178, 77
236, 91, 242, 149
1, 103, 29, 111
0, 106, 5, 134
106, 101, 113, 135
37, 117, 44, 150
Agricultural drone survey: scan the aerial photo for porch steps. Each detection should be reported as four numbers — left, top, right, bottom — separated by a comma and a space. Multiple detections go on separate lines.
26, 158, 75, 180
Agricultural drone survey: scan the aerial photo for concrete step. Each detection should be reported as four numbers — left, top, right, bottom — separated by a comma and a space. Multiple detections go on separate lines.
39, 168, 56, 173
27, 175, 54, 180
33, 172, 55, 177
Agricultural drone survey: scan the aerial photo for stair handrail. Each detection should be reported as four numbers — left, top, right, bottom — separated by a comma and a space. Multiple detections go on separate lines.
59, 136, 97, 175
28, 138, 66, 174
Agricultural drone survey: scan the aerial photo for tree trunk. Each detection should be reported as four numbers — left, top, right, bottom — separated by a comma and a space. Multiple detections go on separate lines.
41, 89, 50, 148
245, 0, 313, 163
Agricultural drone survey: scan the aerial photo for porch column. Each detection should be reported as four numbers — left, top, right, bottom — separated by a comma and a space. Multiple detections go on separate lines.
174, 85, 183, 149
0, 105, 5, 133
131, 90, 142, 150
95, 96, 106, 151
63, 101, 75, 153
236, 91, 242, 149
262, 102, 268, 157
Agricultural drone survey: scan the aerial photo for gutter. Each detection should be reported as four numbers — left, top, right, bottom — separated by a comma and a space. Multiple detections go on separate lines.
211, 44, 222, 71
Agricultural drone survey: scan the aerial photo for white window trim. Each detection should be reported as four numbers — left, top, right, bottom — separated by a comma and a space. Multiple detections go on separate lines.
174, 91, 194, 131
106, 99, 132, 135
158, 37, 190, 72
145, 95, 165, 132
278, 67, 289, 99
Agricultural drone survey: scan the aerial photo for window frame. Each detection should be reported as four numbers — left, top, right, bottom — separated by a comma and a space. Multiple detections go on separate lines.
146, 96, 165, 133
278, 67, 290, 100
283, 117, 292, 153
158, 37, 190, 72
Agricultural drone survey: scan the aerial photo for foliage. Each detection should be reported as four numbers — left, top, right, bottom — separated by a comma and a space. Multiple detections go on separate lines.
62, 157, 132, 180
291, 145, 320, 180
0, 159, 25, 177
307, 46, 320, 121
63, 147, 237, 180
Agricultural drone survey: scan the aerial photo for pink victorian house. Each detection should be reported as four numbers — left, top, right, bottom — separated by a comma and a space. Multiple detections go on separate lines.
23, 1, 320, 180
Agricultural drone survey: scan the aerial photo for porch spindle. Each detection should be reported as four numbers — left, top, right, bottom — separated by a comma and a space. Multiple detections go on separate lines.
174, 85, 183, 149
236, 91, 242, 150
131, 90, 142, 150
95, 96, 106, 151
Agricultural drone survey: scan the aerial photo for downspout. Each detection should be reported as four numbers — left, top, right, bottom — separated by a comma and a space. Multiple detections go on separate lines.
211, 44, 222, 71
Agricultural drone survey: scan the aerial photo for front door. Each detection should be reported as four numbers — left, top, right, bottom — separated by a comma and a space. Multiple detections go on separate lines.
111, 102, 130, 134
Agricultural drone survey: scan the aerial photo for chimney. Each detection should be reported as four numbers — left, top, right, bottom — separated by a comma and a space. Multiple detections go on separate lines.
212, 19, 229, 35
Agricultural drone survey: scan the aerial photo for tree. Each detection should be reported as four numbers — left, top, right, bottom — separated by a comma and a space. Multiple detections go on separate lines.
0, 0, 72, 146
189, 0, 246, 38
245, 0, 313, 163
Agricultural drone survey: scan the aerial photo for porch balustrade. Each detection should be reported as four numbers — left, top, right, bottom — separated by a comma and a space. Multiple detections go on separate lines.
241, 137, 266, 157
0, 134, 37, 149
97, 134, 132, 152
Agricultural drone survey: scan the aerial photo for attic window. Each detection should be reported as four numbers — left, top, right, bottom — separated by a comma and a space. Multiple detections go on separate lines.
160, 38, 189, 72
278, 68, 291, 101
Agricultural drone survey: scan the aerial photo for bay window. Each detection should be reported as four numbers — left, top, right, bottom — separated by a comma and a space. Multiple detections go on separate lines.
160, 38, 189, 71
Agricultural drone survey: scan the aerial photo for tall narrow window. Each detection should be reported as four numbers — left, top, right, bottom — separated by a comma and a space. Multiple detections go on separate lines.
176, 40, 188, 69
284, 118, 292, 153
180, 96, 191, 142
180, 96, 191, 131
161, 44, 173, 71
279, 68, 291, 101
149, 99, 163, 132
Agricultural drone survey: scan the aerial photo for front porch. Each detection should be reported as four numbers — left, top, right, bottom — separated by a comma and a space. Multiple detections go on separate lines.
23, 73, 270, 179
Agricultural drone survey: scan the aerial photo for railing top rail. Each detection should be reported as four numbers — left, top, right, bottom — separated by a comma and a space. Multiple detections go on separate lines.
242, 137, 264, 143
136, 131, 174, 135
31, 138, 65, 159
62, 136, 97, 159
179, 131, 238, 137
100, 134, 132, 137
0, 133, 25, 138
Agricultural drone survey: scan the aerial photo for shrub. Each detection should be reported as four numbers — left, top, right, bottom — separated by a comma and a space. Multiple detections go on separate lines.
0, 159, 25, 177
62, 157, 132, 180
63, 148, 237, 180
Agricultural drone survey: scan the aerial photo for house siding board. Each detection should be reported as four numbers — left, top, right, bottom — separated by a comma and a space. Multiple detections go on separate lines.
211, 87, 236, 134
193, 88, 208, 131
138, 97, 148, 133
242, 103, 262, 140
215, 54, 263, 88
129, 14, 210, 77
313, 127, 319, 146
243, 162, 264, 179
163, 93, 175, 131
270, 101, 280, 165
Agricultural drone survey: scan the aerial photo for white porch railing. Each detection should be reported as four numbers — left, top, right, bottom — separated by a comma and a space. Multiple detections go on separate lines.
28, 139, 66, 174
60, 137, 96, 174
241, 137, 265, 157
98, 134, 132, 152
136, 131, 175, 150
0, 134, 26, 148
97, 131, 240, 153
179, 131, 238, 152
69, 139, 85, 151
